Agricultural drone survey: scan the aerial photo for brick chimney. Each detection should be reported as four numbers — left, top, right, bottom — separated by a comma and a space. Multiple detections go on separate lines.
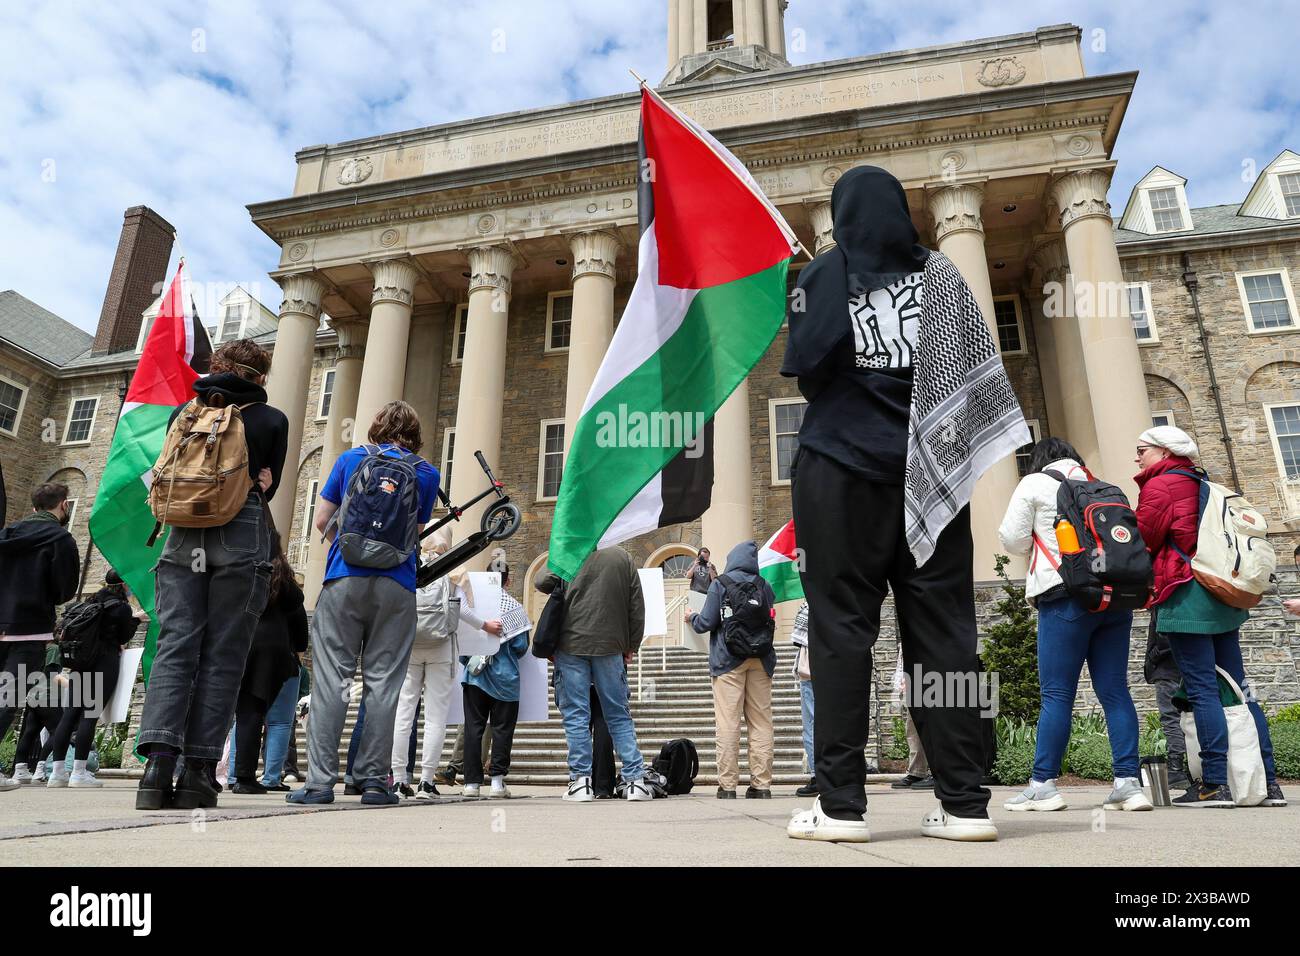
92, 206, 176, 354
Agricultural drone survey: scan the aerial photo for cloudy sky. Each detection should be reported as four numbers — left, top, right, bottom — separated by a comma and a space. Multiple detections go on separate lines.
1, 0, 1295, 333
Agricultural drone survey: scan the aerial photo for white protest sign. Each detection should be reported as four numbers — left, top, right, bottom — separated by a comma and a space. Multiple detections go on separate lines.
638, 567, 667, 637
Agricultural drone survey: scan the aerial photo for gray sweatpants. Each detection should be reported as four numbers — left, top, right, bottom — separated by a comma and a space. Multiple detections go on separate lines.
306, 575, 416, 791
1153, 678, 1186, 757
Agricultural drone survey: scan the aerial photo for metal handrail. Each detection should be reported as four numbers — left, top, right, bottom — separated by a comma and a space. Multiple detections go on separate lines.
636, 592, 693, 700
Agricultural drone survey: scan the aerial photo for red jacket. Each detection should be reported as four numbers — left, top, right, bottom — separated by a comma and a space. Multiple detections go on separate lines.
1134, 456, 1200, 606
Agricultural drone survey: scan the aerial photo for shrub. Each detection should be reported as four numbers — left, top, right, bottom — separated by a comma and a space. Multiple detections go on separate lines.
994, 740, 1035, 785
1270, 722, 1300, 779
884, 716, 909, 761
980, 555, 1040, 721
1140, 711, 1168, 758
1270, 703, 1300, 726
0, 728, 14, 775
1067, 734, 1114, 779
95, 724, 127, 770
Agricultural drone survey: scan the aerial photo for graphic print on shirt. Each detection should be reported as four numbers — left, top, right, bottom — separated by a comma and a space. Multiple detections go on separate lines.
850, 272, 924, 370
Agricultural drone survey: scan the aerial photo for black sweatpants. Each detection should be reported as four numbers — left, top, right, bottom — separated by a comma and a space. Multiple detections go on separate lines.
233, 690, 271, 781
590, 686, 616, 797
792, 447, 990, 820
45, 650, 121, 762
461, 684, 519, 785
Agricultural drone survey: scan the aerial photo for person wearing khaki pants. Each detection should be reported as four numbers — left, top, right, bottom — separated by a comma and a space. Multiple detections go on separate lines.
686, 541, 778, 799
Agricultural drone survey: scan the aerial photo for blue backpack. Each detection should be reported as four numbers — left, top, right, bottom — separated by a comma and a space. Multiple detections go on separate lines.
328, 444, 423, 569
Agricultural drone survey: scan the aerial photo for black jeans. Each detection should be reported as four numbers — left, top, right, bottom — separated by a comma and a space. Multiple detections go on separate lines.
46, 649, 121, 762
591, 686, 616, 797
461, 684, 519, 785
0, 642, 47, 745
233, 690, 270, 781
792, 447, 990, 820
138, 494, 272, 760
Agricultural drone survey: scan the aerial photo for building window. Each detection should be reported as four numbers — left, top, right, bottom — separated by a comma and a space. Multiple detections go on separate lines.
450, 304, 469, 363
1015, 419, 1042, 478
1266, 403, 1300, 481
64, 498, 78, 532
537, 419, 565, 501
1127, 282, 1158, 342
0, 375, 27, 436
303, 479, 320, 538
1238, 270, 1298, 332
1280, 172, 1300, 218
546, 293, 573, 352
768, 398, 807, 485
1151, 410, 1177, 429
441, 428, 456, 499
991, 296, 1025, 354
317, 368, 336, 420
62, 397, 99, 445
1148, 187, 1186, 233
219, 304, 244, 342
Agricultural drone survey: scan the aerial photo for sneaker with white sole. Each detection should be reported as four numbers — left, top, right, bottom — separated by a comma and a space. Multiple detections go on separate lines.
12, 764, 33, 785
564, 776, 595, 803
624, 777, 653, 802
921, 805, 998, 842
786, 798, 870, 843
0, 776, 19, 792
31, 764, 48, 785
462, 783, 481, 798
1263, 783, 1288, 807
489, 778, 511, 800
46, 767, 71, 789
1003, 782, 1067, 812
68, 770, 104, 789
1103, 778, 1153, 811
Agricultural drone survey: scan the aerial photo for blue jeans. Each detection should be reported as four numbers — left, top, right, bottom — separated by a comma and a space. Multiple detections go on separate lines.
799, 679, 815, 774
346, 695, 419, 781
553, 651, 643, 781
260, 669, 300, 786
1033, 596, 1139, 781
1166, 630, 1277, 787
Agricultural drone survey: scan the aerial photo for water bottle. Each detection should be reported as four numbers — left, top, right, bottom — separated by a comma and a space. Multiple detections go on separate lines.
1140, 755, 1171, 807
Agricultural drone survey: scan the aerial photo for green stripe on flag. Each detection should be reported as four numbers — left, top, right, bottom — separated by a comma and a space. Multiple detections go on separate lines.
550, 259, 788, 579
759, 559, 804, 605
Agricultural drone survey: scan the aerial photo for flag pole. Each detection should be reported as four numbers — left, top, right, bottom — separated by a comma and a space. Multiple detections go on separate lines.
628, 68, 813, 261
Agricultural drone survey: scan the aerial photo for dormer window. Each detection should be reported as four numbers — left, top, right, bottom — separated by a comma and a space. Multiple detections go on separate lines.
1148, 187, 1186, 232
1280, 172, 1300, 218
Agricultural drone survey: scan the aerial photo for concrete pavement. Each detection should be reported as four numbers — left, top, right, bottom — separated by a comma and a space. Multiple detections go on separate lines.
1, 781, 1297, 866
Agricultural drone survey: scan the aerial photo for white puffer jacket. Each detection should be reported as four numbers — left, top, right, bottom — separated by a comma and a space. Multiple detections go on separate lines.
997, 458, 1089, 600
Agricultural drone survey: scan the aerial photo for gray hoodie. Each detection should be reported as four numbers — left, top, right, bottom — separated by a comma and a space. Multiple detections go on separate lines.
689, 541, 777, 678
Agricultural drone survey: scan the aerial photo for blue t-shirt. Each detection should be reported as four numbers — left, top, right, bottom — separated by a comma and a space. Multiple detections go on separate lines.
320, 444, 439, 592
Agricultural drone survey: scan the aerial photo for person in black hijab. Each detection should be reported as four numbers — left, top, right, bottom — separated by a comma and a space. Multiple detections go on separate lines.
783, 166, 1026, 844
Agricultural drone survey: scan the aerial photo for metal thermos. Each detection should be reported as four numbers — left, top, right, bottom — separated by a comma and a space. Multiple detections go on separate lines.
1140, 755, 1171, 807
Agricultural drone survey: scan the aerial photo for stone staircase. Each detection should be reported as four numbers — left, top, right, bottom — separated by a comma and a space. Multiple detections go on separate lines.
316, 644, 814, 786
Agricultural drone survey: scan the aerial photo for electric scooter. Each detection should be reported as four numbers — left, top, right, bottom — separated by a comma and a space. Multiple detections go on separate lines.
415, 450, 521, 587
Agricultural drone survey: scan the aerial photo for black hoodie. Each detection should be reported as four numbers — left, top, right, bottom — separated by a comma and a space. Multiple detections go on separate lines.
0, 511, 79, 635
168, 372, 289, 500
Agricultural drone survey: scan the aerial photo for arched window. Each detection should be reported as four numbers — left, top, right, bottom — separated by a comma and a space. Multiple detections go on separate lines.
659, 553, 695, 578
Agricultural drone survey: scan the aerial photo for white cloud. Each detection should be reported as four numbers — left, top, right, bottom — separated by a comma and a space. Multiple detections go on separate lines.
0, 0, 1294, 333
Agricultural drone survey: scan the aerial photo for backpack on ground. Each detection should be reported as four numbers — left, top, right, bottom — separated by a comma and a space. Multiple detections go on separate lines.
616, 768, 670, 799
148, 398, 254, 542
53, 601, 106, 670
415, 573, 461, 643
717, 573, 775, 659
530, 580, 567, 659
651, 738, 699, 795
1036, 468, 1153, 612
1169, 468, 1276, 609
326, 444, 423, 570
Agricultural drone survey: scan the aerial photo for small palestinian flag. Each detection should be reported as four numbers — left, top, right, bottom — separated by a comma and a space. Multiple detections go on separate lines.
88, 260, 211, 683
547, 84, 798, 580
758, 519, 803, 604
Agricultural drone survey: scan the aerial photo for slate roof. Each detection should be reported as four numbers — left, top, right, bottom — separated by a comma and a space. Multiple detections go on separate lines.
1115, 204, 1293, 244
0, 290, 94, 366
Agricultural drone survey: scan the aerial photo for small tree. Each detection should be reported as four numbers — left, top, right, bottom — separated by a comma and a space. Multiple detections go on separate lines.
981, 554, 1040, 722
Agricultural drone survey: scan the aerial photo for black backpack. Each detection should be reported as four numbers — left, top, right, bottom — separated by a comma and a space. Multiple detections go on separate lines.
1041, 468, 1153, 612
530, 580, 567, 659
54, 601, 106, 670
718, 573, 774, 660
652, 738, 699, 795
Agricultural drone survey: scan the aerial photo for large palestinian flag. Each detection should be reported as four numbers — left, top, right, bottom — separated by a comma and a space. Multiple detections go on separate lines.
547, 85, 798, 580
88, 261, 211, 682
758, 519, 803, 604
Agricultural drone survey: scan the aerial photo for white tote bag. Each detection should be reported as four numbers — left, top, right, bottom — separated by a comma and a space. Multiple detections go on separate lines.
1181, 666, 1267, 807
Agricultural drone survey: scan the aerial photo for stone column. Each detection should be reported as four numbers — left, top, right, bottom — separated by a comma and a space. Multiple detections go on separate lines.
1031, 235, 1098, 463
745, 0, 764, 46
1022, 278, 1067, 442
404, 305, 447, 460
701, 379, 752, 563
765, 0, 785, 56
807, 200, 834, 255
353, 257, 418, 443
689, 0, 706, 54
1050, 167, 1152, 502
731, 0, 747, 45
927, 182, 1026, 580
668, 0, 680, 65
449, 244, 517, 565
563, 231, 620, 457
265, 272, 324, 537
303, 317, 367, 608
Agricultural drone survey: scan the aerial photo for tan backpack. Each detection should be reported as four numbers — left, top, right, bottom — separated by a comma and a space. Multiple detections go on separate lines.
147, 398, 255, 543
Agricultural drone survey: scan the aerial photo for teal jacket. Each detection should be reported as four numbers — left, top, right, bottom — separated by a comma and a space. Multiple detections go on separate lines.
460, 630, 530, 702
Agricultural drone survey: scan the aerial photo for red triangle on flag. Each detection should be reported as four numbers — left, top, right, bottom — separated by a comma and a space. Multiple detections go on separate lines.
125, 262, 206, 409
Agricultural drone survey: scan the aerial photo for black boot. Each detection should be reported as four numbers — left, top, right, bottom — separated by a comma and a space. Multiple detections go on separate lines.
173, 759, 220, 810
1168, 753, 1193, 790
135, 752, 177, 811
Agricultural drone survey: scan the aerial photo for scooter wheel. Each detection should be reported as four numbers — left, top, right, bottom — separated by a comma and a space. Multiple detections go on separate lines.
482, 501, 522, 540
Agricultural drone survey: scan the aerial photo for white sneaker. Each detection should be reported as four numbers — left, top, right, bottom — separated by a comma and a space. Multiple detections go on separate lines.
31, 764, 48, 785
12, 764, 33, 785
1003, 782, 1067, 812
47, 767, 71, 789
68, 770, 103, 788
624, 777, 653, 802
463, 783, 481, 798
786, 798, 870, 843
920, 805, 998, 842
0, 776, 20, 792
489, 777, 511, 799
1103, 778, 1153, 811
563, 776, 595, 803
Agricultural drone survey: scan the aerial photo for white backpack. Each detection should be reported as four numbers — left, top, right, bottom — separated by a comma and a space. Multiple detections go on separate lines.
415, 574, 460, 644
1170, 469, 1275, 609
